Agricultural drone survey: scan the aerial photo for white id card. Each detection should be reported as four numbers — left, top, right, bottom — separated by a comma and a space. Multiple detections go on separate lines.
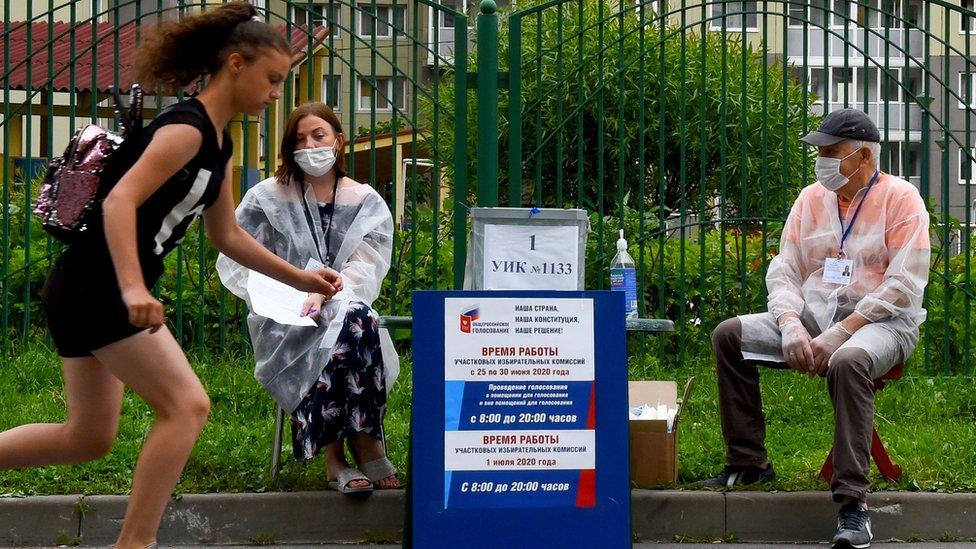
305, 257, 326, 271
823, 257, 854, 285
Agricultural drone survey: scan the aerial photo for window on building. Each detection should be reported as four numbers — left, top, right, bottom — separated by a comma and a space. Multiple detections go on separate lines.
789, 66, 805, 91
791, 1, 908, 29
884, 141, 923, 179
438, 0, 460, 27
810, 67, 827, 103
880, 68, 902, 103
960, 147, 975, 185
906, 66, 923, 98
310, 2, 341, 36
108, 0, 179, 24
709, 2, 758, 32
881, 0, 902, 28
808, 0, 829, 27
795, 66, 903, 106
358, 76, 407, 112
960, 72, 976, 109
323, 74, 341, 112
831, 0, 866, 27
358, 3, 407, 38
787, 0, 807, 27
963, 0, 975, 34
831, 66, 855, 105
906, 141, 921, 178
865, 0, 904, 29
882, 141, 900, 174
905, 0, 921, 27
829, 67, 903, 105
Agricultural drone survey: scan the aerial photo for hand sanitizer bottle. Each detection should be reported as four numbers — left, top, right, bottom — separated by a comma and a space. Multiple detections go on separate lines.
610, 229, 638, 319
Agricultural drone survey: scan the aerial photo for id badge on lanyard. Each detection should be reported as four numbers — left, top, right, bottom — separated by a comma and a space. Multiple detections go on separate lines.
823, 256, 854, 285
824, 171, 879, 287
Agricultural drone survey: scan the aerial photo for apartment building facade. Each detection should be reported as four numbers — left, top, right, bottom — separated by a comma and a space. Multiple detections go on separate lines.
704, 0, 976, 222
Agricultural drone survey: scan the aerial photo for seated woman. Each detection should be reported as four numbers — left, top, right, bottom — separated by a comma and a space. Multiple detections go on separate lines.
217, 102, 399, 496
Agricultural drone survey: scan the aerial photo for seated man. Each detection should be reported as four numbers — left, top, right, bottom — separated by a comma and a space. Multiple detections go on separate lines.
703, 109, 930, 549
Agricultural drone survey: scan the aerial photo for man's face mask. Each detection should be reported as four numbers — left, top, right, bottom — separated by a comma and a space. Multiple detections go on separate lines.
815, 146, 863, 192
294, 141, 337, 177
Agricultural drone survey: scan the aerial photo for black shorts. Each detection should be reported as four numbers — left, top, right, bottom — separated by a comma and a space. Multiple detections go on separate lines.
41, 247, 162, 358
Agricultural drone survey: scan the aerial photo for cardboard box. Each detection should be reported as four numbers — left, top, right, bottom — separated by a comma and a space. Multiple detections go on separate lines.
628, 377, 695, 488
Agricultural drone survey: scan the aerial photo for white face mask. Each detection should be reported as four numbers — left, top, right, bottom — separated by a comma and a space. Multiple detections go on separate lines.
293, 144, 337, 177
815, 147, 862, 192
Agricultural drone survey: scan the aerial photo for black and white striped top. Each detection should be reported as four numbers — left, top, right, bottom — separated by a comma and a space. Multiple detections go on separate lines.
131, 98, 232, 258
60, 97, 233, 282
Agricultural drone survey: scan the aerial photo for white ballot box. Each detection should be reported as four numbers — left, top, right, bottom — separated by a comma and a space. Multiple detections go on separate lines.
465, 207, 590, 291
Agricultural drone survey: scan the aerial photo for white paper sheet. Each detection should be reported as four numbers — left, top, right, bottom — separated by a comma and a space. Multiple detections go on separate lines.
482, 224, 580, 290
305, 257, 326, 271
246, 270, 317, 327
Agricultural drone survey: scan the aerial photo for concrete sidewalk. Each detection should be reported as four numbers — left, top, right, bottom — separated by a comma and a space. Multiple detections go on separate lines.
2, 490, 976, 546
22, 541, 973, 549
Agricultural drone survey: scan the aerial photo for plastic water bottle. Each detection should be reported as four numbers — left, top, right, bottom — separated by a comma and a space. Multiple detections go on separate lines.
610, 229, 638, 319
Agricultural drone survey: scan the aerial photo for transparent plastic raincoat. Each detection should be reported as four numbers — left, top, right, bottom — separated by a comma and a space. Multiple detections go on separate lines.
216, 176, 399, 413
739, 173, 930, 365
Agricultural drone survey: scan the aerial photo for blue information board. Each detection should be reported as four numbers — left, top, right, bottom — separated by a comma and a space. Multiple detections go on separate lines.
411, 290, 630, 548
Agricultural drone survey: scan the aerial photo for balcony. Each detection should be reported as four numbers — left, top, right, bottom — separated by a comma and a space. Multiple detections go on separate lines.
808, 102, 923, 132
786, 26, 924, 62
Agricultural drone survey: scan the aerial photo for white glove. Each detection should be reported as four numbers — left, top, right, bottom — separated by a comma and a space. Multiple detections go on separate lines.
810, 323, 853, 375
780, 317, 815, 374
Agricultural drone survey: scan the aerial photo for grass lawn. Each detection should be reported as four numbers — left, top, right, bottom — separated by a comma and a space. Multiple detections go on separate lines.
0, 343, 974, 495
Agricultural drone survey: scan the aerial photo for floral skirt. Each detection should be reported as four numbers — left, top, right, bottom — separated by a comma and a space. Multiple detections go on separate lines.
291, 301, 387, 460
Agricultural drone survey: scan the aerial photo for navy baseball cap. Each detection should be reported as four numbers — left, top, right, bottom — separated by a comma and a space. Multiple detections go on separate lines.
800, 108, 881, 146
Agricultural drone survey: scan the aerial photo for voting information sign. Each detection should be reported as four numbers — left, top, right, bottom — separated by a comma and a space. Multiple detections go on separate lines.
466, 207, 589, 291
411, 291, 630, 548
481, 223, 580, 290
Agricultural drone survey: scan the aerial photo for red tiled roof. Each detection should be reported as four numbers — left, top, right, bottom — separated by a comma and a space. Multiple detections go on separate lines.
0, 20, 327, 93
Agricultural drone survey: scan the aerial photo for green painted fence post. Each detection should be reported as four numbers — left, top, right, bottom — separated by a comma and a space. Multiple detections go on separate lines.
453, 15, 470, 290
507, 13, 522, 207
476, 0, 499, 207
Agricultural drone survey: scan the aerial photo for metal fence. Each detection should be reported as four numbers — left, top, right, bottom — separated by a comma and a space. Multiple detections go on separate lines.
493, 0, 976, 375
1, 0, 470, 351
3, 0, 976, 375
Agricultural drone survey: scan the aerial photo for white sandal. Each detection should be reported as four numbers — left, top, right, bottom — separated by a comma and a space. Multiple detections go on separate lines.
328, 467, 374, 497
360, 457, 399, 488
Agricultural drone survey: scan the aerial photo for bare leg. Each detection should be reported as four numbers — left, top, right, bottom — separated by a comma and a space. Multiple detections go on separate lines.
349, 432, 399, 489
0, 356, 124, 467
92, 327, 211, 549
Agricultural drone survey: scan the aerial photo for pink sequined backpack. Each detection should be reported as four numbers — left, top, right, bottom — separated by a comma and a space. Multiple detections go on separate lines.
33, 85, 143, 243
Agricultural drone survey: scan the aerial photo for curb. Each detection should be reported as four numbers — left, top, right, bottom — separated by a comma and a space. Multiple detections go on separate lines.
2, 490, 975, 545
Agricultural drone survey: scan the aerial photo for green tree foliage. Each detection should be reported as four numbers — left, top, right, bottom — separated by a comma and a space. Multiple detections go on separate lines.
424, 0, 819, 220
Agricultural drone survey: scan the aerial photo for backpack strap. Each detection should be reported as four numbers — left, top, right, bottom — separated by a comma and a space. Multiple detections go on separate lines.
128, 84, 144, 134
109, 85, 144, 138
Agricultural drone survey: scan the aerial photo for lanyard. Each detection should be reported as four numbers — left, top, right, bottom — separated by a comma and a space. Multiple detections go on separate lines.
299, 176, 339, 266
837, 170, 880, 256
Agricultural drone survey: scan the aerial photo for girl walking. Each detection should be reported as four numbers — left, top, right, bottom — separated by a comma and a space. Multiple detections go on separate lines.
0, 3, 340, 547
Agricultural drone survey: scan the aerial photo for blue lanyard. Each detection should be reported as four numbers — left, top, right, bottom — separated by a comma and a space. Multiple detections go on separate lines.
838, 170, 880, 256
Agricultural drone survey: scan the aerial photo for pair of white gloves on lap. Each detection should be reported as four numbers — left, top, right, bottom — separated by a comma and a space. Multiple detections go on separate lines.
780, 317, 853, 376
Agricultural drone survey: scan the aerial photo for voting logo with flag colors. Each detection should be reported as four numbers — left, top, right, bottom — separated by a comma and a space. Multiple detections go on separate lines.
459, 305, 480, 333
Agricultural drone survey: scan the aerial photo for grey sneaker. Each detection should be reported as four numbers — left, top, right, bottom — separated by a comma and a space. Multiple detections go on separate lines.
832, 502, 873, 549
